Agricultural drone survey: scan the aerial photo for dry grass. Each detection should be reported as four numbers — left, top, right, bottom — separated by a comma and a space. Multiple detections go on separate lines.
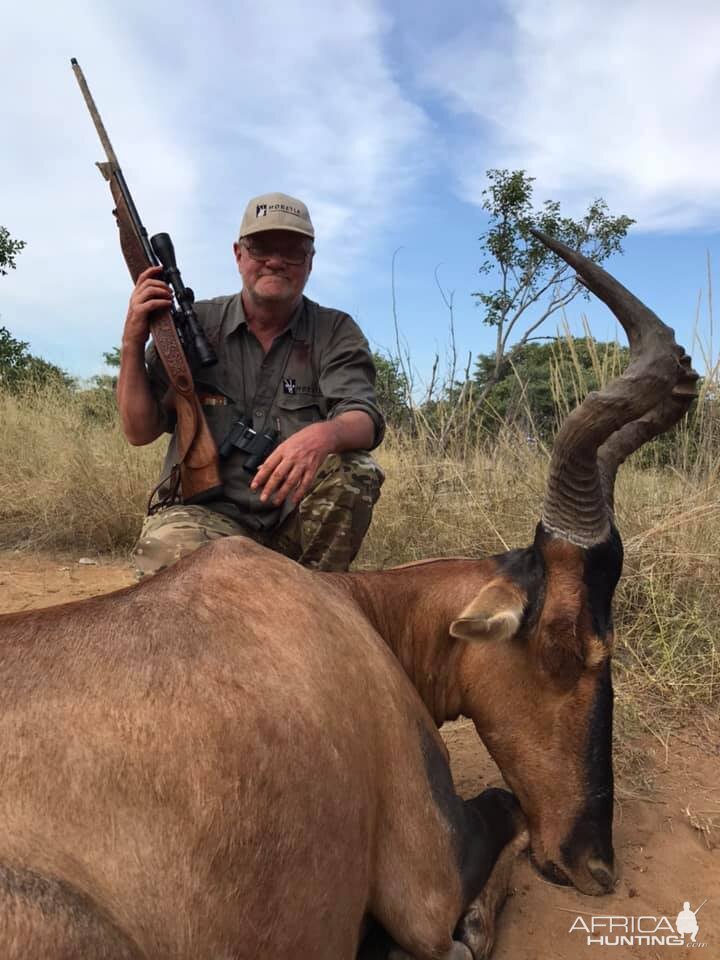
683, 803, 720, 850
356, 429, 719, 734
0, 381, 164, 553
0, 338, 718, 739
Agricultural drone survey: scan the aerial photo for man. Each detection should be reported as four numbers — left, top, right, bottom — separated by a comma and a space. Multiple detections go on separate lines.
118, 192, 385, 576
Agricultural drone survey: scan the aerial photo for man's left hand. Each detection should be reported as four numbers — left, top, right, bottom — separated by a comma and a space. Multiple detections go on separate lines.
250, 421, 337, 507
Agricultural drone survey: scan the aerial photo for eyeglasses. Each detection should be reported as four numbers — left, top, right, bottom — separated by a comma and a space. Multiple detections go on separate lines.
240, 238, 312, 266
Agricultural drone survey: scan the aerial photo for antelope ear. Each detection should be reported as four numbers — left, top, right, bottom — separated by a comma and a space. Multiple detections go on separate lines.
449, 580, 525, 643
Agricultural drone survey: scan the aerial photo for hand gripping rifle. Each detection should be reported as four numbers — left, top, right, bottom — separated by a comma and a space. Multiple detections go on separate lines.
71, 58, 223, 506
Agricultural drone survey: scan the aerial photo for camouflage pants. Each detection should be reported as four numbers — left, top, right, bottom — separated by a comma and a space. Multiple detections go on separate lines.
131, 451, 384, 578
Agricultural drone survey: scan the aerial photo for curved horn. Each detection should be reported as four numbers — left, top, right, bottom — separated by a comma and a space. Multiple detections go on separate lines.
597, 352, 698, 513
530, 229, 699, 546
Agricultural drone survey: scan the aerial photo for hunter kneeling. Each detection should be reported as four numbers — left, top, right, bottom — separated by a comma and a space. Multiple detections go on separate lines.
117, 192, 385, 576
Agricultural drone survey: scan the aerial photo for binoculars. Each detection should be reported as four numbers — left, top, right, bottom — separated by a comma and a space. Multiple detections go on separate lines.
219, 417, 280, 474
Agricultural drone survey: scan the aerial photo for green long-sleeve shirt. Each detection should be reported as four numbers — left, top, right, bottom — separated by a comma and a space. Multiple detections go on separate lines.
146, 293, 385, 530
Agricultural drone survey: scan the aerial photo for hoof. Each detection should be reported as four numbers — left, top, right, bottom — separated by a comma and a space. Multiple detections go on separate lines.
456, 906, 493, 960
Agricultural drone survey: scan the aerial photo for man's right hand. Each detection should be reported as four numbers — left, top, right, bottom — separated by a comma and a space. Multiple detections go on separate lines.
117, 265, 172, 445
122, 265, 173, 349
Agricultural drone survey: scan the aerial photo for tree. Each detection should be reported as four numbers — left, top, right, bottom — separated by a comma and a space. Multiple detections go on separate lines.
91, 345, 121, 392
473, 169, 634, 403
103, 346, 121, 368
0, 226, 26, 276
372, 351, 411, 430
471, 337, 630, 442
0, 326, 72, 391
0, 228, 72, 391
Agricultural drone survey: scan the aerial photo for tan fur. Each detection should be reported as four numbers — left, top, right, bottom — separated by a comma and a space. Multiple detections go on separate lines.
0, 539, 486, 960
531, 539, 586, 681
0, 532, 615, 956
391, 557, 470, 569
585, 635, 610, 668
333, 545, 615, 896
449, 579, 526, 643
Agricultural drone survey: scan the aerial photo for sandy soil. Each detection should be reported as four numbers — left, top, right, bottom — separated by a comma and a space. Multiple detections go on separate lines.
0, 548, 718, 958
444, 720, 719, 958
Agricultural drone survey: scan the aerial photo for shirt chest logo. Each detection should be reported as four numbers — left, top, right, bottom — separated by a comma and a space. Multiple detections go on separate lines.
282, 378, 321, 397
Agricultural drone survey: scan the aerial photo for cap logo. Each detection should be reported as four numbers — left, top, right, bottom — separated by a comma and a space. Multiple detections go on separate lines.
241, 193, 314, 239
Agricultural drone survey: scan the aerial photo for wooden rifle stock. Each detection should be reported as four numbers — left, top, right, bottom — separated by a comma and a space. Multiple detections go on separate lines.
100, 166, 223, 505
71, 58, 222, 506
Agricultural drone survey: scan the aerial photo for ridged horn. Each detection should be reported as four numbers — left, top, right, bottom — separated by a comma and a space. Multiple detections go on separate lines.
530, 228, 699, 546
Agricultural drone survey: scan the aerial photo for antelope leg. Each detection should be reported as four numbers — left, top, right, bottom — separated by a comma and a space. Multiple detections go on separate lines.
455, 827, 529, 960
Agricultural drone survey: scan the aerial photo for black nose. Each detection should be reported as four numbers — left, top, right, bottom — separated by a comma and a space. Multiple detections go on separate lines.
530, 852, 571, 886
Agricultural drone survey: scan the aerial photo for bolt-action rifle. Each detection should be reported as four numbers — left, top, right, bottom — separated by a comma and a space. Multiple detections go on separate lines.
71, 58, 222, 506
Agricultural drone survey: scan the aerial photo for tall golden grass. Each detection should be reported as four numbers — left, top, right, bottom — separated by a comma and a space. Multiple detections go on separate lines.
0, 327, 717, 723
0, 382, 156, 553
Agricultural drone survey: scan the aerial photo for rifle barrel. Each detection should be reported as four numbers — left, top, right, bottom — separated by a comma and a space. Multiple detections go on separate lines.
72, 59, 157, 268
71, 59, 216, 368
70, 59, 120, 169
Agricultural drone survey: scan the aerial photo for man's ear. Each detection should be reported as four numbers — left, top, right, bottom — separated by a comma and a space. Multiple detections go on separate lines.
449, 579, 525, 643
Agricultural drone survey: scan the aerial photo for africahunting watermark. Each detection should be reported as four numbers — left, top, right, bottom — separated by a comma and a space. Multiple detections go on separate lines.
569, 899, 708, 948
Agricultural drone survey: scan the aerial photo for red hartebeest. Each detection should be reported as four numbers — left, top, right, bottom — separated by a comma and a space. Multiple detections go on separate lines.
336, 231, 698, 900
0, 539, 526, 960
0, 234, 697, 959
334, 230, 698, 901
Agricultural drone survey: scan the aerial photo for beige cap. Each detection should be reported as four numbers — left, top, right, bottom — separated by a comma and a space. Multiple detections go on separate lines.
239, 192, 315, 239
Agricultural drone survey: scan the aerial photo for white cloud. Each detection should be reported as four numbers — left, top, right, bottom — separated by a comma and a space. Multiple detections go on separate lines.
5, 0, 711, 379
0, 0, 428, 374
420, 0, 720, 231
173, 1, 430, 280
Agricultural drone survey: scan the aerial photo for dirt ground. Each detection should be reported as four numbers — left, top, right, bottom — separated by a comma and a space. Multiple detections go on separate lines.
0, 548, 718, 958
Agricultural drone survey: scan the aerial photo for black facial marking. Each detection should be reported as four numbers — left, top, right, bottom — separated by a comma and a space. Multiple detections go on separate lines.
583, 526, 623, 639
586, 659, 615, 818
560, 659, 615, 871
418, 725, 521, 906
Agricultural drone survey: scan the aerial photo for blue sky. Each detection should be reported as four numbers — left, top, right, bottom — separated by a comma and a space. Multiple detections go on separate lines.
1, 0, 718, 387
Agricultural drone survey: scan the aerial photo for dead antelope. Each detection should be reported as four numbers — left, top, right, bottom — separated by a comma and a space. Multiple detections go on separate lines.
328, 230, 698, 898
0, 234, 697, 959
0, 538, 527, 960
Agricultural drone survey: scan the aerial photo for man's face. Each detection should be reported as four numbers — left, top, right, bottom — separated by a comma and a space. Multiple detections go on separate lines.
234, 229, 314, 308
